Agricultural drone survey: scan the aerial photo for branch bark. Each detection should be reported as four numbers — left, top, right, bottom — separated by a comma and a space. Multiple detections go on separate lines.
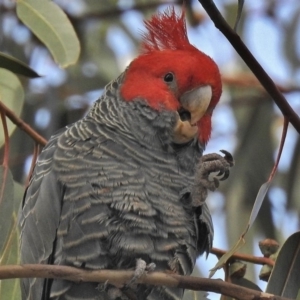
211, 247, 274, 266
0, 101, 47, 146
0, 264, 292, 300
222, 75, 300, 94
198, 0, 300, 134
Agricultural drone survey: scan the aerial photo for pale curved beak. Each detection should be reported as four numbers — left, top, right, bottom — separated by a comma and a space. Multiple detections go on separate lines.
173, 85, 212, 144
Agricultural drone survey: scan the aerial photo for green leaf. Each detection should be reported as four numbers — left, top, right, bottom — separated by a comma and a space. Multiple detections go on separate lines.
0, 213, 21, 300
0, 52, 39, 78
16, 0, 80, 68
209, 237, 245, 277
0, 68, 24, 147
234, 0, 245, 31
247, 182, 271, 228
210, 109, 287, 277
0, 166, 15, 256
231, 277, 262, 292
266, 231, 300, 298
0, 174, 22, 300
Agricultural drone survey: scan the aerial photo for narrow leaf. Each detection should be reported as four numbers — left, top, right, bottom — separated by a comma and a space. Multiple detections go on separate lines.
0, 213, 21, 300
243, 118, 288, 233
234, 0, 244, 31
210, 119, 288, 275
0, 166, 14, 256
0, 52, 39, 78
247, 182, 271, 229
0, 180, 23, 299
266, 231, 300, 298
16, 0, 80, 68
209, 238, 245, 277
232, 277, 262, 292
0, 68, 24, 147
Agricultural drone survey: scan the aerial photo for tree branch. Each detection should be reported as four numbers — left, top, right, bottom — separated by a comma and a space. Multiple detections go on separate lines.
211, 247, 274, 266
222, 74, 300, 94
0, 101, 47, 146
198, 0, 300, 134
0, 264, 292, 300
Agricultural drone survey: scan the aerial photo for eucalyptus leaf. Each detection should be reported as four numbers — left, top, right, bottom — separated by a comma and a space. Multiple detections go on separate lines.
0, 166, 14, 256
231, 277, 262, 291
266, 231, 300, 298
0, 213, 21, 300
0, 179, 23, 299
0, 68, 24, 147
16, 0, 80, 68
287, 137, 300, 213
234, 0, 244, 31
0, 52, 39, 78
209, 238, 245, 277
247, 182, 271, 228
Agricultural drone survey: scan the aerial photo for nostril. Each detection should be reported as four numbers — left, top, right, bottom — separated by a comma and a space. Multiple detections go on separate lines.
178, 107, 191, 122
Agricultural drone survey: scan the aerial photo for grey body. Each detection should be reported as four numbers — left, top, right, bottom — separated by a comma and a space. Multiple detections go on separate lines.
19, 74, 213, 300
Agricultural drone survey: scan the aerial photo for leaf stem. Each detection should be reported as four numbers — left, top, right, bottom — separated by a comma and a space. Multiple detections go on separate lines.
211, 247, 274, 266
0, 101, 47, 146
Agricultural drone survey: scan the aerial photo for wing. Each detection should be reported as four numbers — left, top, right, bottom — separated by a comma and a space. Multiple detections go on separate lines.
195, 202, 214, 255
19, 128, 66, 300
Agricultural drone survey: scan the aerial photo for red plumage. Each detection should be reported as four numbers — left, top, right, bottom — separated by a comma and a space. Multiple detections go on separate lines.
121, 7, 222, 145
141, 8, 194, 53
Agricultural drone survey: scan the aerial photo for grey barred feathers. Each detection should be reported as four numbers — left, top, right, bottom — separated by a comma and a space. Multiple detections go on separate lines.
19, 8, 233, 299
19, 73, 224, 300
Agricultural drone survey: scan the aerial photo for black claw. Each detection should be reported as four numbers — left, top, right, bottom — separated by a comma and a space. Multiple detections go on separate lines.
217, 170, 224, 177
220, 149, 234, 167
213, 177, 220, 189
220, 169, 230, 181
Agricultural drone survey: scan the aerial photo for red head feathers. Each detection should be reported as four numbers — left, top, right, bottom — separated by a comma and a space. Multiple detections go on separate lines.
121, 8, 222, 146
141, 7, 193, 53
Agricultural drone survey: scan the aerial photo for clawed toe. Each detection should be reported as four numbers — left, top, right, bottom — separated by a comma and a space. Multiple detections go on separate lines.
216, 169, 230, 181
220, 149, 234, 167
192, 150, 234, 205
127, 259, 156, 287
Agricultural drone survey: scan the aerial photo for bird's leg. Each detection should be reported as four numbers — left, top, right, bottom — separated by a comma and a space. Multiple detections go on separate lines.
96, 281, 126, 300
192, 150, 234, 207
127, 258, 156, 286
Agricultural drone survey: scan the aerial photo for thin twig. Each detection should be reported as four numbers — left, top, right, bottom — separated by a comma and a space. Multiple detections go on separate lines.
222, 75, 300, 94
0, 101, 47, 146
0, 110, 9, 167
268, 117, 288, 180
0, 264, 292, 300
0, 110, 10, 207
198, 0, 300, 134
211, 247, 274, 266
221, 262, 230, 300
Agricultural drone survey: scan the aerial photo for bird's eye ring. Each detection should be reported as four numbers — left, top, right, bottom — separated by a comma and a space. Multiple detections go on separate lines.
164, 72, 174, 83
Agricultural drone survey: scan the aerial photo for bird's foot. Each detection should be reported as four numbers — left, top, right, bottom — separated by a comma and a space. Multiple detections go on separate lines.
200, 150, 234, 185
192, 150, 234, 206
127, 259, 156, 286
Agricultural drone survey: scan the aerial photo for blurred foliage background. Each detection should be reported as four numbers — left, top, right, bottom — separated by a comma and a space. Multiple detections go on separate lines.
0, 0, 300, 298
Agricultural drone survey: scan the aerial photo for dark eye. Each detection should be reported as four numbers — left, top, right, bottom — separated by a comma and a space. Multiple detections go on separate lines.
164, 72, 174, 82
